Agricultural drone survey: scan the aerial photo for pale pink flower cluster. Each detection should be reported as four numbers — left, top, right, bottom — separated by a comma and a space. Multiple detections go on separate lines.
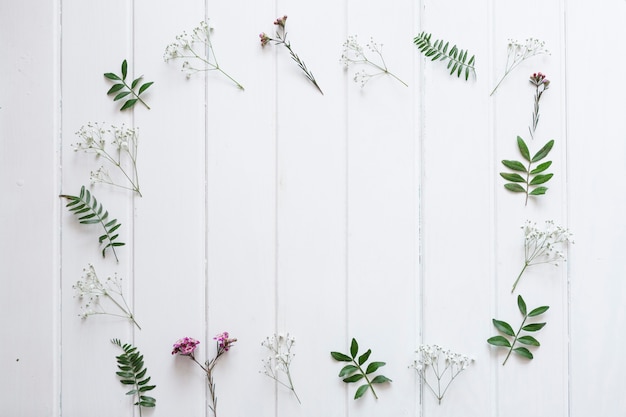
171, 337, 200, 356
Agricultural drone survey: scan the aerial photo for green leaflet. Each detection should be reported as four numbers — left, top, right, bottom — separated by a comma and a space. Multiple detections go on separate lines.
104, 59, 153, 111
331, 338, 391, 400
413, 32, 476, 80
60, 186, 125, 262
111, 339, 156, 411
500, 137, 555, 205
487, 295, 549, 365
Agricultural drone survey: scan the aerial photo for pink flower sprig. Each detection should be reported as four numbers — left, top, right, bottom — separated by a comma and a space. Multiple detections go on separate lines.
529, 72, 550, 140
172, 332, 237, 417
259, 15, 324, 95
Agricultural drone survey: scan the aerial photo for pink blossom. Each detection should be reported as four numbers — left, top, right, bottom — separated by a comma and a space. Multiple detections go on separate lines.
273, 15, 287, 27
259, 32, 270, 47
172, 337, 200, 355
214, 331, 237, 351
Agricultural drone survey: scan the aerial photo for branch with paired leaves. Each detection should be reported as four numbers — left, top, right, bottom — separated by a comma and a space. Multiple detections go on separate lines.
500, 136, 554, 206
60, 186, 125, 262
331, 338, 391, 400
104, 60, 153, 111
413, 32, 476, 80
111, 339, 156, 416
487, 295, 549, 365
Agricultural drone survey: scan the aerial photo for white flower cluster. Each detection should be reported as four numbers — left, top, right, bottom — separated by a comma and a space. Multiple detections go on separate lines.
340, 35, 407, 88
73, 264, 140, 329
411, 344, 474, 404
261, 333, 300, 403
73, 123, 141, 196
522, 220, 573, 267
491, 37, 549, 95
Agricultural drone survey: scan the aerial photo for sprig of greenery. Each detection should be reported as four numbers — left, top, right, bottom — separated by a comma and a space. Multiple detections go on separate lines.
413, 32, 476, 80
60, 186, 125, 262
104, 60, 153, 111
487, 295, 549, 365
111, 339, 156, 415
500, 136, 554, 206
331, 338, 391, 400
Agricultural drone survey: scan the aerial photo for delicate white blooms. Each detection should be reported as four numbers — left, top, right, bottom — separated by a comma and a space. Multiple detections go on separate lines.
73, 123, 142, 196
512, 220, 574, 292
490, 37, 550, 95
261, 333, 300, 403
73, 264, 141, 329
340, 35, 407, 88
410, 344, 474, 405
164, 20, 244, 90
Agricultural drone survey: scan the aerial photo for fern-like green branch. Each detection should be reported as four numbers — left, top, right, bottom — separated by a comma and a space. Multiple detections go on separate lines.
60, 186, 125, 261
413, 32, 476, 80
111, 339, 156, 415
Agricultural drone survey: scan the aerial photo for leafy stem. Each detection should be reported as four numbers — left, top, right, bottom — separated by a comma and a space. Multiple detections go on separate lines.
413, 32, 476, 80
104, 59, 153, 111
111, 339, 156, 415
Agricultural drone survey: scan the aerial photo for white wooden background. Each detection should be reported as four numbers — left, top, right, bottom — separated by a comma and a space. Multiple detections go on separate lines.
2, 0, 625, 416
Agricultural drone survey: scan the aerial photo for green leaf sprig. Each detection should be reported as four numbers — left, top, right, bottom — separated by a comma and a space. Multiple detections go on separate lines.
500, 136, 554, 206
111, 339, 156, 414
60, 186, 125, 262
104, 60, 153, 111
331, 338, 391, 400
413, 32, 476, 80
487, 295, 549, 365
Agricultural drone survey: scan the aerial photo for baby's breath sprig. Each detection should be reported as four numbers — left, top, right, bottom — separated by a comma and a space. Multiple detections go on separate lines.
259, 15, 323, 95
490, 38, 550, 96
261, 333, 301, 404
73, 123, 142, 197
73, 264, 141, 329
410, 345, 474, 405
340, 35, 407, 88
164, 20, 244, 90
512, 220, 574, 293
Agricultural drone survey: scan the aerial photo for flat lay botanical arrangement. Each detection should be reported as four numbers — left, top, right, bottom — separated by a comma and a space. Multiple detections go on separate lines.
55, 9, 576, 416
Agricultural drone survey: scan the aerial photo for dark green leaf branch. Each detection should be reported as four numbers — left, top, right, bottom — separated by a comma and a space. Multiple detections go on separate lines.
487, 295, 549, 365
413, 32, 476, 80
111, 339, 156, 415
104, 59, 153, 111
331, 338, 391, 400
60, 185, 125, 262
500, 136, 554, 206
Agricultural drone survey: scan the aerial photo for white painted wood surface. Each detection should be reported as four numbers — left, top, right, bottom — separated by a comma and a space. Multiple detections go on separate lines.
2, 0, 625, 416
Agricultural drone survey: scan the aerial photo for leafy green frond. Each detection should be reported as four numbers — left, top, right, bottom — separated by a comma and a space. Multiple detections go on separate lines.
112, 339, 156, 413
413, 32, 476, 80
60, 186, 125, 262
331, 338, 391, 400
105, 59, 153, 111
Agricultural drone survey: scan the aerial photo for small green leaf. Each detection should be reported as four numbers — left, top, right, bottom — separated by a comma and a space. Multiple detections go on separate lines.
358, 349, 371, 365
339, 365, 358, 377
504, 183, 526, 192
530, 161, 552, 174
104, 73, 121, 80
493, 319, 515, 337
138, 81, 153, 95
131, 77, 141, 89
529, 186, 548, 195
365, 361, 386, 374
331, 352, 352, 362
107, 84, 125, 95
114, 91, 131, 101
517, 295, 527, 316
487, 336, 511, 347
517, 136, 531, 161
502, 160, 527, 172
513, 347, 534, 359
531, 140, 555, 162
517, 336, 540, 346
522, 322, 546, 332
500, 173, 525, 182
528, 306, 550, 317
370, 375, 391, 384
350, 338, 358, 359
121, 59, 128, 80
120, 99, 138, 111
343, 374, 364, 383
354, 384, 369, 399
530, 173, 553, 185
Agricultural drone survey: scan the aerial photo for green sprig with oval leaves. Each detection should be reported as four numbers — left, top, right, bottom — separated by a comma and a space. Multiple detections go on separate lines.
487, 295, 549, 365
500, 136, 554, 206
331, 338, 391, 400
104, 59, 153, 111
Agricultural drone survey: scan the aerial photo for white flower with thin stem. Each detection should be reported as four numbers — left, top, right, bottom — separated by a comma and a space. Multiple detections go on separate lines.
164, 20, 244, 90
490, 38, 550, 96
73, 123, 142, 197
340, 35, 407, 88
73, 264, 141, 330
410, 344, 474, 405
512, 220, 574, 293
261, 333, 301, 404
